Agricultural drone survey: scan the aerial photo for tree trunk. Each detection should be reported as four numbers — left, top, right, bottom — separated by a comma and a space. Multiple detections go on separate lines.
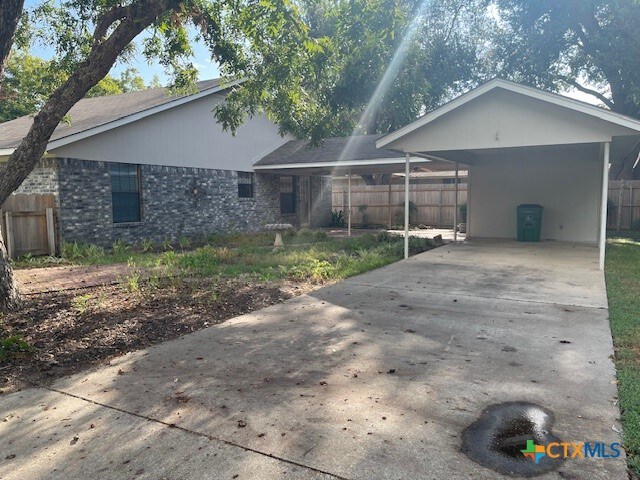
0, 0, 25, 82
0, 0, 181, 311
0, 235, 19, 311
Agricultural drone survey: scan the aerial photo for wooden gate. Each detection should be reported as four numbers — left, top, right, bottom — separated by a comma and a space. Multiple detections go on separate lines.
0, 194, 57, 259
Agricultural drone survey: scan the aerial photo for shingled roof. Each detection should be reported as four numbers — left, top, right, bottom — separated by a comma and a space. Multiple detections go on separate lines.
0, 79, 224, 150
255, 134, 401, 166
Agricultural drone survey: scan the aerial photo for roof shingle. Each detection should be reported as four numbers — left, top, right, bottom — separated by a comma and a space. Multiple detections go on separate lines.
0, 79, 223, 150
255, 134, 401, 166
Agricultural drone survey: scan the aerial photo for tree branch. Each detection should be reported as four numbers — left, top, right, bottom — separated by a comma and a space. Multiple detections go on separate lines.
443, 4, 463, 44
93, 5, 131, 45
562, 77, 615, 109
0, 0, 25, 86
0, 0, 183, 205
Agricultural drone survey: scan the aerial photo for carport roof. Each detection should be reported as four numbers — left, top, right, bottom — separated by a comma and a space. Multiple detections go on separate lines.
253, 134, 455, 175
256, 134, 397, 165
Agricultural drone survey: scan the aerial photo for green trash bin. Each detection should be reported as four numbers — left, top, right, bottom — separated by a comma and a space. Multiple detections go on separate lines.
517, 204, 543, 242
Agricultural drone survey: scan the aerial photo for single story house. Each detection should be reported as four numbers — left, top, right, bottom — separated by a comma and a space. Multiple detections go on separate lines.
253, 79, 640, 269
3, 78, 640, 269
0, 79, 333, 251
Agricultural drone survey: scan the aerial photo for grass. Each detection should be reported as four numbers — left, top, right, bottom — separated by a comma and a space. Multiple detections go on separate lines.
14, 229, 333, 268
13, 230, 436, 285
158, 232, 434, 282
605, 231, 640, 475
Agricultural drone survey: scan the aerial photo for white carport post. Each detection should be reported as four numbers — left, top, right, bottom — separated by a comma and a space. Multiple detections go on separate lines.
599, 142, 611, 270
453, 162, 459, 243
404, 152, 410, 259
347, 170, 352, 237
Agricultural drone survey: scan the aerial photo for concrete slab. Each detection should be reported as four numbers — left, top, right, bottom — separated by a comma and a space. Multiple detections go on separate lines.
2, 240, 623, 479
0, 388, 335, 480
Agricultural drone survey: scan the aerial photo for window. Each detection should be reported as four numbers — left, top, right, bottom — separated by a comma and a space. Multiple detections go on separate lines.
238, 172, 254, 198
280, 176, 296, 214
110, 163, 141, 223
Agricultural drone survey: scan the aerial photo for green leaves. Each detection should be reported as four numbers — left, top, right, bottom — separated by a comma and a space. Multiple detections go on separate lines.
0, 52, 148, 122
491, 0, 640, 117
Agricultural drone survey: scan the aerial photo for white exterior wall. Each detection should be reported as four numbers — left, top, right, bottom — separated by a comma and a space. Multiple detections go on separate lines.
389, 89, 636, 153
51, 93, 290, 171
469, 145, 602, 243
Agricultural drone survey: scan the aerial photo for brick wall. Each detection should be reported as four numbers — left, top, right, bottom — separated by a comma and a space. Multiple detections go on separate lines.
13, 158, 59, 199
56, 158, 309, 246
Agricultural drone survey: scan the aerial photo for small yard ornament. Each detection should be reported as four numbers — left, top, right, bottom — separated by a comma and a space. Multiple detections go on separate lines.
264, 223, 294, 249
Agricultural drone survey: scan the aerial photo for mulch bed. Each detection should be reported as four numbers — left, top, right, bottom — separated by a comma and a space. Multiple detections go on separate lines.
0, 277, 314, 393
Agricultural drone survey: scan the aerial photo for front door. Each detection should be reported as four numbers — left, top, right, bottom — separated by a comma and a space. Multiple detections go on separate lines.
299, 177, 311, 226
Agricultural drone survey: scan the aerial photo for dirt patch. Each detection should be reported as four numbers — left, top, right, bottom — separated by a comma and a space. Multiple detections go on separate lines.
0, 277, 317, 393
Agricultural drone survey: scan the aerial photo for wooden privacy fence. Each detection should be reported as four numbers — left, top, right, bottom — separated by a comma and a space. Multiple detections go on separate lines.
332, 184, 468, 227
608, 180, 640, 230
0, 194, 57, 259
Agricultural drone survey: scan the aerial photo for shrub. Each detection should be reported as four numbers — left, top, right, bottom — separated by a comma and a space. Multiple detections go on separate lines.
459, 203, 467, 223
112, 239, 130, 255
330, 210, 346, 227
178, 236, 191, 250
288, 259, 335, 282
162, 237, 173, 251
141, 239, 154, 252
0, 336, 34, 362
61, 241, 85, 260
71, 294, 92, 314
394, 201, 419, 225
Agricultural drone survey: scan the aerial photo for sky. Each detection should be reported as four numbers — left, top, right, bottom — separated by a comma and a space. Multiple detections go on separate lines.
25, 0, 221, 86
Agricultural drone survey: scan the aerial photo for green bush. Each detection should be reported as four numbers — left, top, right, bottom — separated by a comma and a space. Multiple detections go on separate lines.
0, 336, 34, 362
112, 239, 130, 255
331, 210, 346, 227
459, 203, 467, 223
61, 241, 85, 260
288, 259, 335, 282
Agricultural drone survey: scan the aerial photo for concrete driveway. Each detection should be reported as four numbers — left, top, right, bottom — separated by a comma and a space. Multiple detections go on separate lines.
0, 241, 624, 479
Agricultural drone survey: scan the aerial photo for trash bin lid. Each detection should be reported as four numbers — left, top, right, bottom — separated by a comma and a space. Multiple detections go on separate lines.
517, 204, 543, 209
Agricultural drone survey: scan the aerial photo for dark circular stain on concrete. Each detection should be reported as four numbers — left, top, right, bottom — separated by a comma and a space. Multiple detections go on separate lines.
461, 402, 565, 477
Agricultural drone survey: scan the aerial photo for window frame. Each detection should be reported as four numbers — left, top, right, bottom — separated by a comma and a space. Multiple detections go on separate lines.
110, 163, 142, 224
238, 172, 254, 198
280, 176, 296, 214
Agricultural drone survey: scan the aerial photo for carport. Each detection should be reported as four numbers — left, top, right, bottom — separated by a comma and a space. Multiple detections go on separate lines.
377, 78, 640, 269
254, 134, 462, 256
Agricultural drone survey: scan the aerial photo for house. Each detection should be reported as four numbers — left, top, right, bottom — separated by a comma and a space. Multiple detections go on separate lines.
253, 78, 640, 269
0, 79, 332, 252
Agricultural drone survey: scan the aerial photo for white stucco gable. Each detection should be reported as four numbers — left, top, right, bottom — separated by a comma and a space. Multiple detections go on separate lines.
377, 79, 640, 154
50, 93, 291, 172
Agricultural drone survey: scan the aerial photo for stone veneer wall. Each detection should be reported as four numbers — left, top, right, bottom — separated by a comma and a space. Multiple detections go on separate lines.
12, 158, 59, 199
56, 158, 312, 246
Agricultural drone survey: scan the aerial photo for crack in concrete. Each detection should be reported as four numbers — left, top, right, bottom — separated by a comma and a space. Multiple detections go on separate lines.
341, 281, 608, 310
28, 381, 349, 480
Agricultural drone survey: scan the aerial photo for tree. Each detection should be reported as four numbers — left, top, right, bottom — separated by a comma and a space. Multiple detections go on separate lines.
217, 0, 491, 145
490, 0, 640, 178
0, 53, 147, 122
0, 0, 314, 311
0, 0, 25, 80
309, 0, 491, 186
